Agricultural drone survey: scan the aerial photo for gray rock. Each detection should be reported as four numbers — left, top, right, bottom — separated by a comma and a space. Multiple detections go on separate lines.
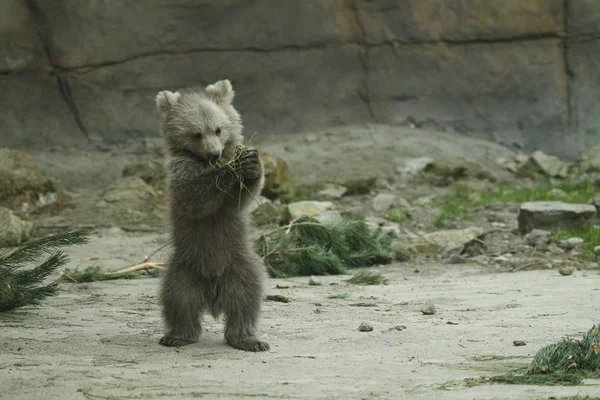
447, 254, 467, 264
419, 157, 512, 186
397, 157, 433, 178
557, 237, 584, 251
99, 176, 158, 211
518, 201, 597, 234
247, 196, 272, 214
0, 149, 59, 212
308, 276, 322, 286
287, 201, 335, 220
317, 183, 347, 200
251, 202, 282, 226
372, 193, 397, 212
558, 266, 575, 276
516, 151, 572, 178
524, 229, 552, 247
0, 206, 33, 247
420, 303, 436, 315
358, 322, 373, 332
313, 210, 343, 225
408, 227, 484, 254
122, 159, 165, 186
391, 242, 412, 262
1, 0, 597, 161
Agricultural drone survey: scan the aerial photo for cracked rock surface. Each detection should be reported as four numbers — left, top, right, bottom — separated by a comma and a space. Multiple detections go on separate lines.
1, 0, 599, 159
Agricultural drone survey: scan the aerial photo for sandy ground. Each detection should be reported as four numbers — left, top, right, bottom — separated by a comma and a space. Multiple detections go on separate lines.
2, 228, 600, 400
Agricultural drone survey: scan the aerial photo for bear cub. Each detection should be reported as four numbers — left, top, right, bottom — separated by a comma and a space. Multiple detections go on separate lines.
155, 79, 269, 352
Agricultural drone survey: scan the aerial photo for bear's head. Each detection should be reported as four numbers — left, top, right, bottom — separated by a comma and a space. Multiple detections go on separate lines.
155, 79, 243, 164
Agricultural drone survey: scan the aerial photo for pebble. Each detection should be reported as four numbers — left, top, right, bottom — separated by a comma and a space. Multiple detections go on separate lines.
558, 266, 575, 276
308, 276, 322, 286
390, 325, 407, 331
358, 322, 373, 332
420, 302, 436, 315
513, 340, 526, 347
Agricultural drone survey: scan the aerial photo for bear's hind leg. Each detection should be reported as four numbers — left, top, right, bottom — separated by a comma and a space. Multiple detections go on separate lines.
159, 265, 204, 347
221, 269, 270, 352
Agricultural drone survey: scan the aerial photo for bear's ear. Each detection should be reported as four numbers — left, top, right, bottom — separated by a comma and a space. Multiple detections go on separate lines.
155, 90, 181, 115
205, 79, 234, 106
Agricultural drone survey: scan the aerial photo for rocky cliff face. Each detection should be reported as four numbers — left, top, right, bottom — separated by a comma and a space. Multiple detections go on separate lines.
1, 0, 598, 159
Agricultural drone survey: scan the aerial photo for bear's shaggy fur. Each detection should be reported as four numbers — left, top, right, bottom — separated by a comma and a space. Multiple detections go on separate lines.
155, 79, 269, 352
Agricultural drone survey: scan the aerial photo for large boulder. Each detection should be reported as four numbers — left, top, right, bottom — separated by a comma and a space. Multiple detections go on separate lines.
518, 201, 597, 234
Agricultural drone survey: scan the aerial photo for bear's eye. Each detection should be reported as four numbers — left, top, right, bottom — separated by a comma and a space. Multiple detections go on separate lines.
215, 127, 221, 136
192, 132, 202, 139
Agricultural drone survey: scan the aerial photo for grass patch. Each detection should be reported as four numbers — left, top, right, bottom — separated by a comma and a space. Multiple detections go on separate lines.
346, 270, 389, 285
435, 180, 598, 227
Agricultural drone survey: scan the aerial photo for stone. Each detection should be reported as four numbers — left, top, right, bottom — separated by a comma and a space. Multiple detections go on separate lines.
343, 177, 378, 195
372, 193, 397, 212
308, 276, 322, 286
517, 201, 597, 234
420, 303, 436, 315
287, 201, 335, 220
0, 0, 592, 161
365, 217, 403, 237
313, 210, 343, 225
558, 266, 575, 276
0, 149, 56, 201
317, 183, 347, 200
358, 322, 373, 332
447, 254, 466, 264
420, 157, 511, 186
247, 196, 272, 214
397, 157, 433, 178
516, 150, 572, 178
0, 207, 33, 247
251, 202, 282, 226
391, 242, 412, 262
523, 229, 552, 247
582, 145, 600, 172
558, 237, 584, 251
261, 153, 295, 202
99, 176, 158, 211
122, 159, 165, 187
409, 227, 484, 254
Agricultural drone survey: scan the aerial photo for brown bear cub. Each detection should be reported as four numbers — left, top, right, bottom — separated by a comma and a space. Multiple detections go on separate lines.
154, 79, 269, 352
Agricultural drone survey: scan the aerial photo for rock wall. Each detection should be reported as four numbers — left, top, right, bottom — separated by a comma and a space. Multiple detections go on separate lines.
1, 0, 599, 159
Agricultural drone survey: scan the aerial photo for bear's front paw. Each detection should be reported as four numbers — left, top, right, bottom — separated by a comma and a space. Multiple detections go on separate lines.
241, 148, 263, 181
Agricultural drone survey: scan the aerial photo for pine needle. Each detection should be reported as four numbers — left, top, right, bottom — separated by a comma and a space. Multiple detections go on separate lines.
210, 144, 259, 209
256, 216, 395, 278
0, 229, 90, 312
346, 271, 390, 285
528, 324, 600, 374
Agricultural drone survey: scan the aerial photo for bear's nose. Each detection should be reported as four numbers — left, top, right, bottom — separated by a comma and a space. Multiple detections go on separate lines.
207, 152, 221, 163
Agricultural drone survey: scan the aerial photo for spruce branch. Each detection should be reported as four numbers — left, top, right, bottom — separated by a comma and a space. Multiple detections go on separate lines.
0, 229, 90, 312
